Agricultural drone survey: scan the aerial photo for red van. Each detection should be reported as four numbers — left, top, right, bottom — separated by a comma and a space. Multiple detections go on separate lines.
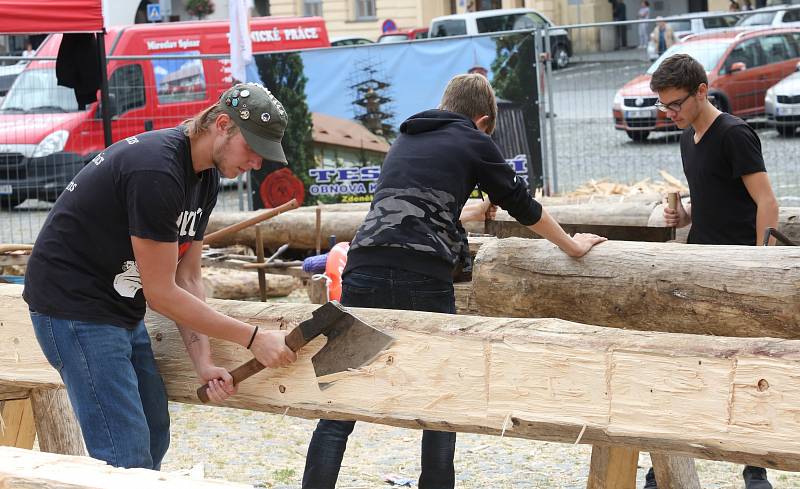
0, 16, 329, 206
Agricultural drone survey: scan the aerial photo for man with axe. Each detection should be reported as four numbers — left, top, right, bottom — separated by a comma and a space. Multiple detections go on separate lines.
23, 83, 296, 470
302, 74, 606, 489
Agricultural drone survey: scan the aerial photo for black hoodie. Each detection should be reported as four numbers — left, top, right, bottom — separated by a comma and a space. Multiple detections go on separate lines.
345, 109, 542, 282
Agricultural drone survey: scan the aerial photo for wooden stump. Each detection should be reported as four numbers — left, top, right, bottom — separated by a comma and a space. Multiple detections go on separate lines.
650, 453, 701, 489
29, 388, 85, 456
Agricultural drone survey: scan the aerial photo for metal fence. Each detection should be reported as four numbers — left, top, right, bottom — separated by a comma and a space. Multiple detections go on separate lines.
535, 8, 800, 202
0, 51, 251, 244
3, 8, 800, 244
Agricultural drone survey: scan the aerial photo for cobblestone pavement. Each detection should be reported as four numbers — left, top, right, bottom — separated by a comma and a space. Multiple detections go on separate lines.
162, 401, 800, 488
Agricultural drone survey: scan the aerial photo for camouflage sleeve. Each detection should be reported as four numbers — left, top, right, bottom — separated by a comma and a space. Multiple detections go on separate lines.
474, 139, 542, 226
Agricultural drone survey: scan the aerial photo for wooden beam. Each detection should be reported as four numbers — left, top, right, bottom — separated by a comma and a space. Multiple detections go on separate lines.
5, 284, 800, 470
471, 238, 800, 339
0, 399, 36, 449
145, 300, 800, 470
30, 388, 85, 456
0, 446, 254, 488
586, 445, 638, 489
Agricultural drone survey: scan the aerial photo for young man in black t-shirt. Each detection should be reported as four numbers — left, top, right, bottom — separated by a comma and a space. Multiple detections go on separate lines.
24, 83, 297, 469
645, 54, 779, 489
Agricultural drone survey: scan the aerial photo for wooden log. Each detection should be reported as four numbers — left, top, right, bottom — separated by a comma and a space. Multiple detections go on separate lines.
0, 446, 254, 488
205, 209, 366, 250
650, 453, 701, 489
0, 399, 36, 449
203, 199, 298, 246
471, 238, 800, 339
29, 387, 85, 456
586, 445, 638, 489
5, 284, 800, 470
202, 268, 302, 300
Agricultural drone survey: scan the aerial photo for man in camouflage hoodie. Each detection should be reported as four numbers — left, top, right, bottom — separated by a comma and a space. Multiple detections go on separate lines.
302, 73, 606, 489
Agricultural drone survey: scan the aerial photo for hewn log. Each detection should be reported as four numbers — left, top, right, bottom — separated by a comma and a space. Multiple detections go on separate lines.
0, 446, 253, 488
202, 268, 302, 300
0, 399, 35, 449
471, 238, 800, 339
5, 284, 800, 470
586, 445, 638, 489
29, 388, 85, 456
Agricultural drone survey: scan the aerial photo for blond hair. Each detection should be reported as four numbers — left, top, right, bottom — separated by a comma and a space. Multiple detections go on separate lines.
182, 103, 239, 138
438, 74, 497, 134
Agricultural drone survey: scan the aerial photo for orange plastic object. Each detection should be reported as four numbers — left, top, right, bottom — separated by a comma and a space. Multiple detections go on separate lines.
324, 242, 350, 301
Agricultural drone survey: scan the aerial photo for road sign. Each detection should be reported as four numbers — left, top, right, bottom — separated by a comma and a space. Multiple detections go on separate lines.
147, 4, 162, 22
382, 19, 397, 33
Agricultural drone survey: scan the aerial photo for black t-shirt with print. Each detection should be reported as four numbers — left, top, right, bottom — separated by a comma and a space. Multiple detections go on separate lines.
23, 127, 219, 328
680, 113, 766, 245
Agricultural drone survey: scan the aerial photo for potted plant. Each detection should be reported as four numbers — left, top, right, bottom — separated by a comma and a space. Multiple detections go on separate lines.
185, 0, 215, 19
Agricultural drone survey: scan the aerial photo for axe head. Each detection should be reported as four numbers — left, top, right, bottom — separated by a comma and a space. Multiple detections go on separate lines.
297, 301, 394, 387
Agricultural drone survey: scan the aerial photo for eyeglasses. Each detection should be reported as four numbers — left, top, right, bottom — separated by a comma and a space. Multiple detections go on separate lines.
654, 91, 696, 113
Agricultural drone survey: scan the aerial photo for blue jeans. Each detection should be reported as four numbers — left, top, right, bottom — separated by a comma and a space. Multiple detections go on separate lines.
303, 267, 457, 489
30, 311, 170, 469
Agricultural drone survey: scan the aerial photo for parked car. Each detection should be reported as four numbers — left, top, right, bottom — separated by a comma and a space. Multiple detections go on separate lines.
330, 36, 373, 46
735, 5, 800, 29
0, 16, 330, 208
429, 8, 573, 69
765, 61, 800, 135
377, 28, 428, 43
613, 27, 800, 142
646, 12, 739, 61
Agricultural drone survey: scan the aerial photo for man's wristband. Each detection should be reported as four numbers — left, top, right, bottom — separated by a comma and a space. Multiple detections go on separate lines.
246, 325, 259, 349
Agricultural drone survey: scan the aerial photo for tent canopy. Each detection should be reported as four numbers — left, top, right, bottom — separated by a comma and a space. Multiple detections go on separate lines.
0, 0, 104, 34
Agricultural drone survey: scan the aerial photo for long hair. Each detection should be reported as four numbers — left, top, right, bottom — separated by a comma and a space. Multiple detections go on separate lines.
182, 103, 238, 137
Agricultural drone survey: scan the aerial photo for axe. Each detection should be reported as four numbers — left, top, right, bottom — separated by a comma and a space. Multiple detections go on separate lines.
197, 301, 394, 402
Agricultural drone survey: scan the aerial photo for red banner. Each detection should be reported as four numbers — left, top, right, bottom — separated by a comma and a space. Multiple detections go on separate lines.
0, 0, 103, 34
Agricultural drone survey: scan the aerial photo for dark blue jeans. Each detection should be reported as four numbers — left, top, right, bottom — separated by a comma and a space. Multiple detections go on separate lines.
302, 266, 457, 489
30, 312, 170, 469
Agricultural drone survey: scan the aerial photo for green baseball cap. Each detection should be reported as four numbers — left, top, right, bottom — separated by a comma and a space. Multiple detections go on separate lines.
220, 83, 289, 165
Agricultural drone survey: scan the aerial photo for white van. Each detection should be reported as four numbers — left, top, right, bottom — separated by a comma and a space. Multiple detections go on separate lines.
429, 8, 572, 69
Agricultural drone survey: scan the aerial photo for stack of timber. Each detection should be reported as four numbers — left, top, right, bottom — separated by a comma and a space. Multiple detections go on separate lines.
468, 238, 800, 338
2, 283, 800, 470
0, 446, 253, 489
563, 171, 687, 198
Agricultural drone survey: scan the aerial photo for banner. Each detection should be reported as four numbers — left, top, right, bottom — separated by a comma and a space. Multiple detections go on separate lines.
250, 32, 541, 208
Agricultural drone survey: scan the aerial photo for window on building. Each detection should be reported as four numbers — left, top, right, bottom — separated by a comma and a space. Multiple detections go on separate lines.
304, 0, 322, 17
355, 0, 376, 19
476, 0, 502, 10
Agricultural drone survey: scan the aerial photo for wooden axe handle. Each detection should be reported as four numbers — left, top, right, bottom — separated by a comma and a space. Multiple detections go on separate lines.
196, 326, 309, 403
203, 198, 299, 245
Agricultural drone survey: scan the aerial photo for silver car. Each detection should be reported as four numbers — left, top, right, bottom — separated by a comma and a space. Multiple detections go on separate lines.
765, 62, 800, 136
